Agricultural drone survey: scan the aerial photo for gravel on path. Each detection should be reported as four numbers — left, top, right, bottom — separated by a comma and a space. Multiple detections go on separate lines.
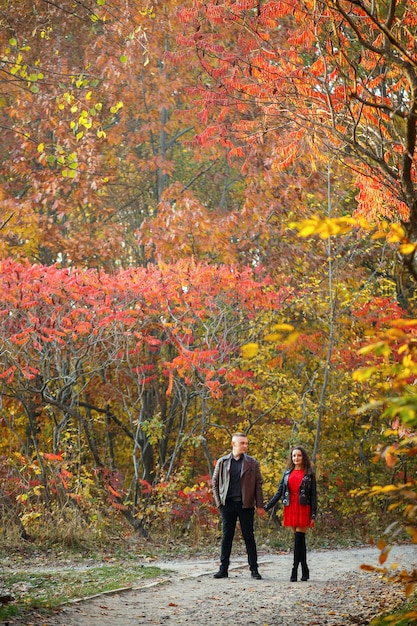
6, 545, 417, 626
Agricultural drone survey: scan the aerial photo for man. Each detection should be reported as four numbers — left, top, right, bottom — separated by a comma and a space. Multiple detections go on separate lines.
212, 432, 265, 579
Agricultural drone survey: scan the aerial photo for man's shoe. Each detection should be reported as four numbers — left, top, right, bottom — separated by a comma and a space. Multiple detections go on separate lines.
251, 569, 262, 580
213, 569, 228, 578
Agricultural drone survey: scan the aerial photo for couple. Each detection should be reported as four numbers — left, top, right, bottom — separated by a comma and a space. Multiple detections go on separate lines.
212, 432, 317, 582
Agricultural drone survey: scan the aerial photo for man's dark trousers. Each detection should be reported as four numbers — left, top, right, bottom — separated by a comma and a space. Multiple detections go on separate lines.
219, 498, 257, 570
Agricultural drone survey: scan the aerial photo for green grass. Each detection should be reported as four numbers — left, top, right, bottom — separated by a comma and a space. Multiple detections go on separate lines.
0, 562, 166, 621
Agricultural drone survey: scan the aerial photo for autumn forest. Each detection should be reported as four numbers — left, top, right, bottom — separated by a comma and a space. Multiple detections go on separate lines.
0, 0, 417, 592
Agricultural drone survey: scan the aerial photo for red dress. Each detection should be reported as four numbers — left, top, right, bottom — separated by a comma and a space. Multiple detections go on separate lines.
283, 469, 311, 528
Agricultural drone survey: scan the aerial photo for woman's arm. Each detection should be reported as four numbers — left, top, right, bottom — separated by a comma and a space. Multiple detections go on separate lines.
264, 474, 285, 511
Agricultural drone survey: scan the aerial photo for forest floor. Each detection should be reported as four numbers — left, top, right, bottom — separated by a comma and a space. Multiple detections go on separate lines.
3, 544, 417, 626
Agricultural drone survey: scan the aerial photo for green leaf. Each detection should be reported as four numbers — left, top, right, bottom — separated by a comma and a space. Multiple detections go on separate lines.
120, 55, 128, 64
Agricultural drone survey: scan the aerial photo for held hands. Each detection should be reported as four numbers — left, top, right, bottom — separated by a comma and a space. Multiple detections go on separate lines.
257, 507, 266, 518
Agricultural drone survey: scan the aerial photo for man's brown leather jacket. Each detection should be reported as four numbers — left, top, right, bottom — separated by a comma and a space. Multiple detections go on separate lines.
212, 453, 264, 509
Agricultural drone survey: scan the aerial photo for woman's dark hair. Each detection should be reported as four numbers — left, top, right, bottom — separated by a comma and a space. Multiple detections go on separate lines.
287, 446, 313, 474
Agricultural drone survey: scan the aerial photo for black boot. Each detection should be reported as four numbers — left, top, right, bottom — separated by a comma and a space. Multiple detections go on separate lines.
300, 533, 309, 581
213, 566, 228, 578
251, 567, 262, 580
290, 532, 303, 582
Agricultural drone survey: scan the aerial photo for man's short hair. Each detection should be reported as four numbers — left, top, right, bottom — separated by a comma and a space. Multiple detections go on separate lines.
232, 432, 247, 439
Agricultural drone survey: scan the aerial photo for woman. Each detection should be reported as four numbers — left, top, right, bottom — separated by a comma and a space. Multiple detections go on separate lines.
264, 446, 317, 582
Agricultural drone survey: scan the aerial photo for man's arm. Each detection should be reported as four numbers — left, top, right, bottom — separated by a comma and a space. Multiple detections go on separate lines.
254, 459, 264, 508
212, 459, 222, 508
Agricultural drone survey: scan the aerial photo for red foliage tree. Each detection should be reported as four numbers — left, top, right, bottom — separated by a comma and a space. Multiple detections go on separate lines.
177, 0, 417, 281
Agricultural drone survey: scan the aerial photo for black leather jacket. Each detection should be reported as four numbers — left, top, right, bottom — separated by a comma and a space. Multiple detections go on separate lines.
264, 469, 317, 519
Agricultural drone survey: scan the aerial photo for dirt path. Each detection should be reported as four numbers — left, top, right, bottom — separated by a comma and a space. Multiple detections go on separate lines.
10, 545, 417, 626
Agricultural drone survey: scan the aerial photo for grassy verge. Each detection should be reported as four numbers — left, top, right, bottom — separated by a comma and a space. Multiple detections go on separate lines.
0, 560, 167, 622
370, 595, 417, 626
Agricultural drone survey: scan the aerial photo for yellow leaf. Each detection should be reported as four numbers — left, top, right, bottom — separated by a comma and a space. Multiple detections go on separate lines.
391, 318, 417, 328
385, 328, 406, 339
371, 230, 388, 240
400, 242, 417, 255
387, 502, 402, 511
352, 366, 378, 382
356, 216, 372, 229
286, 332, 300, 344
357, 342, 388, 356
387, 223, 406, 242
37, 143, 45, 152
290, 216, 357, 239
272, 323, 294, 331
241, 343, 259, 359
264, 333, 282, 342
299, 223, 319, 237
378, 485, 399, 493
